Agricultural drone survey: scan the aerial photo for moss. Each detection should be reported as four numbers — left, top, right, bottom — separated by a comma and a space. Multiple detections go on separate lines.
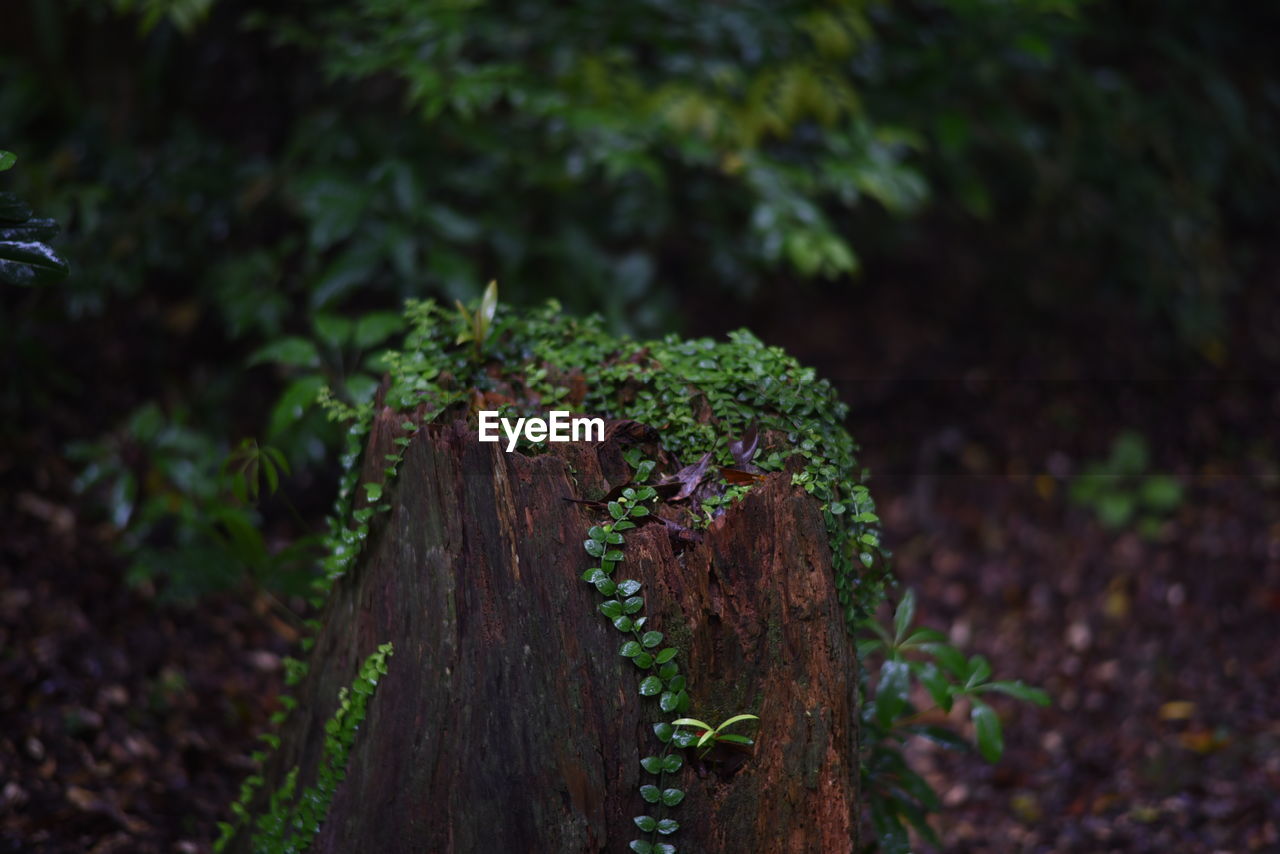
368, 298, 890, 622
215, 643, 394, 854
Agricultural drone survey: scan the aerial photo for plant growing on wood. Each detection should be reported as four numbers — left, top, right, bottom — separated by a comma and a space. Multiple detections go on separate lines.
671, 714, 761, 758
579, 450, 762, 854
218, 296, 1043, 851
215, 641, 395, 854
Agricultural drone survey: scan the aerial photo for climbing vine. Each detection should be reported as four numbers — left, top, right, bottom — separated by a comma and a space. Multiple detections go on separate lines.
215, 642, 394, 853
576, 449, 760, 853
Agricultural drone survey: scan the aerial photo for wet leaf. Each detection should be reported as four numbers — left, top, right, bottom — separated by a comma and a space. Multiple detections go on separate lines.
728, 423, 760, 467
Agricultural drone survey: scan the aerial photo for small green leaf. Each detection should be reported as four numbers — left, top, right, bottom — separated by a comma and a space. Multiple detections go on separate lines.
604, 550, 625, 562
584, 539, 606, 558
362, 482, 383, 502
631, 505, 650, 517
901, 627, 947, 648
608, 502, 625, 520
875, 659, 911, 727
640, 756, 664, 774
582, 568, 608, 583
623, 596, 645, 614
633, 653, 654, 668
0, 151, 16, 171
353, 311, 405, 348
666, 674, 686, 692
659, 691, 678, 712
640, 784, 661, 803
620, 641, 643, 658
661, 788, 684, 807
893, 589, 916, 645
641, 631, 663, 648
655, 648, 677, 664
248, 336, 320, 368
633, 816, 657, 833
613, 520, 636, 531
922, 642, 968, 678
617, 579, 642, 596
714, 714, 759, 733
671, 717, 709, 731
588, 526, 608, 541
671, 729, 697, 748
654, 844, 676, 854
659, 662, 679, 681
661, 755, 683, 774
916, 662, 954, 712
971, 700, 1004, 762
630, 839, 653, 854
980, 680, 1051, 706
714, 733, 753, 745
599, 600, 623, 619
638, 676, 662, 696
606, 531, 625, 544
614, 615, 634, 632
653, 722, 674, 743
905, 724, 971, 752
964, 655, 993, 689
594, 577, 617, 596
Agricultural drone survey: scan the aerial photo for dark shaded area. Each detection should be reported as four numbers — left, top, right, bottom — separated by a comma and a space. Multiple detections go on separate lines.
703, 256, 1280, 851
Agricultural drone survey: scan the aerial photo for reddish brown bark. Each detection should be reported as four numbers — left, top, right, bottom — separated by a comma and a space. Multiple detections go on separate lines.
244, 413, 860, 853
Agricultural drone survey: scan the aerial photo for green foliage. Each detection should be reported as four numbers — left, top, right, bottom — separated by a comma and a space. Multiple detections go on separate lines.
106, 0, 216, 33
67, 404, 319, 599
864, 0, 1280, 352
1069, 431, 1184, 537
215, 641, 394, 854
63, 406, 290, 598
858, 590, 1050, 851
6, 0, 1261, 605
381, 297, 890, 621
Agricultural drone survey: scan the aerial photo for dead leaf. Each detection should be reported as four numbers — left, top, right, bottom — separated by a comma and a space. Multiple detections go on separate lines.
728, 424, 760, 468
667, 452, 714, 502
720, 467, 766, 485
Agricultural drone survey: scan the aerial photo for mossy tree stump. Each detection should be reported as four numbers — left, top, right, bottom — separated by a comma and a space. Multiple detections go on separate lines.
233, 411, 858, 853
225, 301, 882, 854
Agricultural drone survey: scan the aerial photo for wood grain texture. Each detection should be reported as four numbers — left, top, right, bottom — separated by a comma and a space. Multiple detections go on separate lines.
244, 412, 859, 853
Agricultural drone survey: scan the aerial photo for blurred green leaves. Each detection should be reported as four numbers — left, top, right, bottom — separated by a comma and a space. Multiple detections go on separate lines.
1070, 430, 1184, 537
859, 589, 1050, 851
0, 149, 69, 286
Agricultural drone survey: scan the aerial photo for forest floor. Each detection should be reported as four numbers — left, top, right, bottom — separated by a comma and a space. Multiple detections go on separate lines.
3, 269, 1279, 852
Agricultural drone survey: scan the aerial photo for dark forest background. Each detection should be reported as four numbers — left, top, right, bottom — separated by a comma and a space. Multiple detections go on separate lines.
2, 1, 1278, 851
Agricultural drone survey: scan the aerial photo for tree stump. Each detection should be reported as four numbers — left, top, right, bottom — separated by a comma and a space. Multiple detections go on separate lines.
235, 407, 861, 853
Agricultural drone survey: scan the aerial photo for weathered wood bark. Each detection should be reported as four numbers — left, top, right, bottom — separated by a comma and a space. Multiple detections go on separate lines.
245, 411, 860, 853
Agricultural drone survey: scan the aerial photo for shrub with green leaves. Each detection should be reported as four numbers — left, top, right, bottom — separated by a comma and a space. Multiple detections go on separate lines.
859, 591, 1049, 850
1069, 430, 1183, 537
